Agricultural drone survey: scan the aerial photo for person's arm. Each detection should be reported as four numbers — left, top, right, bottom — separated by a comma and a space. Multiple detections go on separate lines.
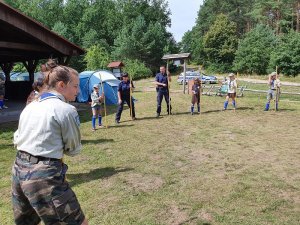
154, 74, 166, 87
61, 108, 82, 156
99, 92, 105, 103
154, 81, 167, 86
268, 75, 273, 85
117, 91, 122, 104
154, 76, 167, 86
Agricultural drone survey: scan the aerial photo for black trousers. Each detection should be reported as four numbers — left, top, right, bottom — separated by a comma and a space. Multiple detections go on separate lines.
116, 97, 135, 121
156, 90, 171, 114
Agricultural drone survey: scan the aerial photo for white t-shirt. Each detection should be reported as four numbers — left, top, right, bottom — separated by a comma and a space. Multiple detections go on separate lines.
227, 79, 237, 93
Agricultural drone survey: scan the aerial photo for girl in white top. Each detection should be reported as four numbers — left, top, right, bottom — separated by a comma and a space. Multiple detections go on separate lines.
90, 84, 104, 130
223, 73, 237, 110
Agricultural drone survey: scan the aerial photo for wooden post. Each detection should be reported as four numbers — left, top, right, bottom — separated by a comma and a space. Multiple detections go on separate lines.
183, 60, 186, 94
23, 60, 39, 82
0, 62, 14, 82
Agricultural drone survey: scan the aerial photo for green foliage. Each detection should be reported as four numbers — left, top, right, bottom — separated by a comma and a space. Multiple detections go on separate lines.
203, 14, 238, 72
123, 59, 152, 80
269, 31, 300, 76
6, 0, 64, 28
4, 0, 173, 73
233, 25, 277, 74
13, 63, 26, 72
112, 15, 169, 72
52, 21, 73, 42
84, 45, 111, 70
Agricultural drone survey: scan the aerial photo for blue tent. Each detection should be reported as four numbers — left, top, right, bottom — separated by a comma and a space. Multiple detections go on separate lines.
77, 70, 120, 105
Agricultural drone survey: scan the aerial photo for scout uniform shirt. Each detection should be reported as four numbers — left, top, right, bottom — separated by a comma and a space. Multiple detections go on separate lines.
91, 91, 101, 107
14, 91, 81, 159
118, 80, 132, 99
155, 72, 168, 91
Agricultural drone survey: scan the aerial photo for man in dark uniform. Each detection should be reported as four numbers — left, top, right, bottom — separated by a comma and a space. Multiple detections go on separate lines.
155, 66, 171, 117
115, 72, 136, 123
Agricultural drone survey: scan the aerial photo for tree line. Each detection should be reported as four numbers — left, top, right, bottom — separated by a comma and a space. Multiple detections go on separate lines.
180, 0, 300, 76
4, 0, 179, 79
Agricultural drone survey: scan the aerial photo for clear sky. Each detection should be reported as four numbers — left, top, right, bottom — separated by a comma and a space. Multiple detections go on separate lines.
167, 0, 203, 43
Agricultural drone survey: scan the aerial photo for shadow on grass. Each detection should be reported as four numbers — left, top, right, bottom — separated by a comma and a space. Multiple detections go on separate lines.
106, 124, 135, 129
68, 167, 134, 187
171, 112, 191, 116
78, 105, 118, 123
276, 108, 296, 112
81, 139, 114, 144
199, 107, 255, 114
122, 116, 163, 121
0, 143, 14, 149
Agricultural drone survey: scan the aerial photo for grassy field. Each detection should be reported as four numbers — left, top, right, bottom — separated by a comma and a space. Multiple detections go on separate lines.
1, 75, 300, 224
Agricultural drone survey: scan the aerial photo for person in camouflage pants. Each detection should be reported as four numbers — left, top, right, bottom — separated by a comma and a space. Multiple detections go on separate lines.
12, 62, 88, 225
12, 153, 85, 224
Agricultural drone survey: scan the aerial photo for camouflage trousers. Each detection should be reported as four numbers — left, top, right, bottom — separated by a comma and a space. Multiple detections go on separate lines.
12, 152, 85, 225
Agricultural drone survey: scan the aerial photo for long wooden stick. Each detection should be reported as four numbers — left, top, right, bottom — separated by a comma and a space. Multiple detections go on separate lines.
99, 72, 107, 128
129, 73, 133, 119
167, 61, 171, 115
275, 66, 279, 111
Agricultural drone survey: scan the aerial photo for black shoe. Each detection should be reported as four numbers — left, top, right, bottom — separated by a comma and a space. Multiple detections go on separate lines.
115, 120, 120, 124
156, 113, 160, 118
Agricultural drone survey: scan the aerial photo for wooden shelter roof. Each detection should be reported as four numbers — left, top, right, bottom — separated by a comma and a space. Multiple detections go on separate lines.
107, 61, 125, 68
0, 1, 85, 63
162, 53, 191, 60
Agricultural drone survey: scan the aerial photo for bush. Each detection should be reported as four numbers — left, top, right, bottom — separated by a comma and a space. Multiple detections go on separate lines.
269, 31, 300, 76
233, 25, 277, 74
123, 59, 152, 80
84, 44, 110, 70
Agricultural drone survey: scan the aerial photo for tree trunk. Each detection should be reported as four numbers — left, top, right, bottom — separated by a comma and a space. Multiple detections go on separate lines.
296, 1, 300, 32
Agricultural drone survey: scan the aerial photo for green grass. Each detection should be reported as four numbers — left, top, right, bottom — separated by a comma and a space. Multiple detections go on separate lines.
1, 75, 300, 224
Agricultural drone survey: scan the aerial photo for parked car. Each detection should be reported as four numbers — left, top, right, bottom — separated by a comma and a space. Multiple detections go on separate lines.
10, 72, 42, 81
201, 73, 218, 84
177, 72, 218, 84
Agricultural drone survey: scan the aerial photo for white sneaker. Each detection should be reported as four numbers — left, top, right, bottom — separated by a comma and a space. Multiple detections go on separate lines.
0, 107, 2, 110
3, 105, 8, 109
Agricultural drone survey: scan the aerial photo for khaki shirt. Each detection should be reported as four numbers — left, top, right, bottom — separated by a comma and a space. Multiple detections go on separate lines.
14, 91, 81, 159
91, 91, 101, 107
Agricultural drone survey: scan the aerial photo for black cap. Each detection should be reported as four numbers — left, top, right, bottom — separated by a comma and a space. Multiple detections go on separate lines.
121, 72, 128, 77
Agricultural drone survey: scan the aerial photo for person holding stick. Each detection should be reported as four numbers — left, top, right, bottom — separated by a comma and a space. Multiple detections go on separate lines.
191, 77, 202, 114
223, 73, 237, 111
12, 62, 88, 225
91, 84, 104, 131
264, 71, 281, 111
155, 65, 171, 117
115, 72, 136, 123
